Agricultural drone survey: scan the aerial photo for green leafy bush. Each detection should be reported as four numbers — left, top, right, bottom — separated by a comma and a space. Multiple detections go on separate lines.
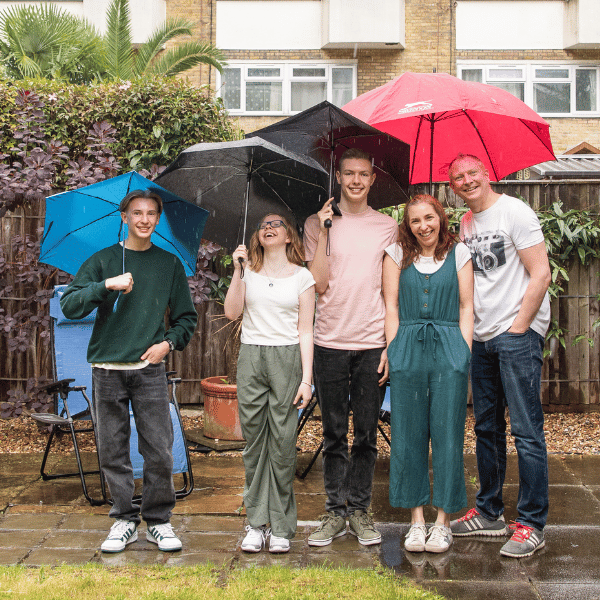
0, 77, 238, 176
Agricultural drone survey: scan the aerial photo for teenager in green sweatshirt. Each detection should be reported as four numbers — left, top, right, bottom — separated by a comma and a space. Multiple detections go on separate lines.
60, 189, 197, 554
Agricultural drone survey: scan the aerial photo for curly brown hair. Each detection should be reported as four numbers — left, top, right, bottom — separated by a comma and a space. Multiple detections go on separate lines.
248, 213, 305, 272
398, 194, 456, 270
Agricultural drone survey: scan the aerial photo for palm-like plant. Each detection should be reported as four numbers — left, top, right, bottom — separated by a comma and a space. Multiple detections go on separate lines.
104, 0, 225, 80
0, 4, 104, 83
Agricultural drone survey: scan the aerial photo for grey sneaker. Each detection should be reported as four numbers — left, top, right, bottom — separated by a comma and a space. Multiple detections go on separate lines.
100, 519, 137, 553
500, 523, 545, 558
146, 522, 182, 552
425, 524, 453, 553
348, 510, 381, 546
404, 522, 427, 552
308, 513, 346, 547
450, 508, 508, 537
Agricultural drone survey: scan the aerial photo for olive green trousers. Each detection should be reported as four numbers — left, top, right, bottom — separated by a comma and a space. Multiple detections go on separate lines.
236, 343, 301, 539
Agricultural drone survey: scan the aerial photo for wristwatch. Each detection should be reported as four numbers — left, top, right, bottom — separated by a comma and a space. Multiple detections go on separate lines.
164, 338, 175, 353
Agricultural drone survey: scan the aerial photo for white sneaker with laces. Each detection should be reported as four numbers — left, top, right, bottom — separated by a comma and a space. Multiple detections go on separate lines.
241, 525, 269, 553
101, 519, 138, 553
146, 522, 182, 552
269, 534, 290, 554
425, 524, 453, 553
404, 522, 427, 552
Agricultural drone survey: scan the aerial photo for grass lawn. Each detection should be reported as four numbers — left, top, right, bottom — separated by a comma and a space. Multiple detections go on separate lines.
0, 564, 445, 599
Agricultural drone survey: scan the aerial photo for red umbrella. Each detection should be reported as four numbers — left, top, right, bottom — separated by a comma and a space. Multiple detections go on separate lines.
343, 72, 556, 186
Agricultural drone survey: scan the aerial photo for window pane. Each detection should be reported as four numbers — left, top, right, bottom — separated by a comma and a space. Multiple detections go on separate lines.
246, 82, 282, 111
489, 68, 523, 79
461, 69, 482, 83
222, 68, 241, 110
293, 68, 326, 77
490, 82, 525, 101
576, 70, 597, 111
534, 82, 570, 113
332, 68, 353, 106
535, 68, 569, 79
247, 68, 280, 77
291, 82, 327, 111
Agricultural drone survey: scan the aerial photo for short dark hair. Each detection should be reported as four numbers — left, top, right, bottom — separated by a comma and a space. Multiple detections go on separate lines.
337, 148, 373, 172
119, 189, 163, 214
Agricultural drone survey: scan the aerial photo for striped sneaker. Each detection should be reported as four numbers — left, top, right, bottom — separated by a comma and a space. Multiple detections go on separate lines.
450, 508, 508, 537
146, 522, 182, 552
100, 519, 138, 553
500, 523, 545, 558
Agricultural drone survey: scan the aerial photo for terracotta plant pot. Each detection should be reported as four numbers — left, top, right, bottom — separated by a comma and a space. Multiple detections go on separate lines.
200, 376, 244, 441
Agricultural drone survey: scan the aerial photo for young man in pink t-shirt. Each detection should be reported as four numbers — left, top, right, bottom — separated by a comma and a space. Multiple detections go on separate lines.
303, 148, 398, 547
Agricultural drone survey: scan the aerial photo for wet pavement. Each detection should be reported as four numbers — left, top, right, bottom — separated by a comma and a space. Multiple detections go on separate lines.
1, 449, 599, 599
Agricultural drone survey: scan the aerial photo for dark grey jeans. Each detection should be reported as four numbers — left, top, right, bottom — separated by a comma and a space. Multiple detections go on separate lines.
313, 345, 386, 517
92, 363, 175, 525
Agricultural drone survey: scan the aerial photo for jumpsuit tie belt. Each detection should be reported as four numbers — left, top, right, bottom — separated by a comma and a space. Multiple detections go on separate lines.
401, 319, 459, 360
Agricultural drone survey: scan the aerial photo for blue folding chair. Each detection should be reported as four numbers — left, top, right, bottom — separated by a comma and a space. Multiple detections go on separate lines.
31, 285, 194, 506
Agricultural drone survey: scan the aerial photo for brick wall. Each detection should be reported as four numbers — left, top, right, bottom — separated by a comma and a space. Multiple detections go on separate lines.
167, 0, 600, 153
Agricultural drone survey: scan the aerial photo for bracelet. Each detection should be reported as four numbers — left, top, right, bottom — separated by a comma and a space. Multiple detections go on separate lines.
301, 381, 312, 387
164, 338, 175, 353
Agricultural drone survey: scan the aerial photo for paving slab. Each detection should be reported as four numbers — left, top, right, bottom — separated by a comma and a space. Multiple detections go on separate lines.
0, 512, 64, 530
23, 547, 98, 566
420, 581, 541, 600
165, 552, 234, 567
0, 548, 29, 565
182, 515, 243, 532
536, 583, 600, 600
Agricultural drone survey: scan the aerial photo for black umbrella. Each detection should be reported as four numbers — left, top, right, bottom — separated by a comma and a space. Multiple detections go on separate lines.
246, 100, 411, 210
155, 137, 328, 250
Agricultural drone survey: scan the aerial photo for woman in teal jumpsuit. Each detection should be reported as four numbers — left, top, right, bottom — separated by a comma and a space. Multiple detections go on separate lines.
383, 194, 473, 554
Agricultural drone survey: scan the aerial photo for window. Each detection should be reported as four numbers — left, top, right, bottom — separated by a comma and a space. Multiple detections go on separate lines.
457, 62, 600, 117
218, 62, 356, 115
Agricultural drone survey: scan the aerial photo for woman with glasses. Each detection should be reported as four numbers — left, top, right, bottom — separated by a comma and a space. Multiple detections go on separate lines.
224, 213, 315, 554
383, 195, 473, 554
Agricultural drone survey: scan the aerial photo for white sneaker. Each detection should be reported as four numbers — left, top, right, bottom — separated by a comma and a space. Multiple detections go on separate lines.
425, 524, 453, 553
146, 522, 182, 552
269, 534, 290, 554
241, 525, 269, 553
101, 519, 138, 553
404, 522, 427, 552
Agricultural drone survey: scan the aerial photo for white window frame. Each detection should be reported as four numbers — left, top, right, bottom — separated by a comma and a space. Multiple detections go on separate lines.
457, 61, 600, 118
217, 61, 357, 116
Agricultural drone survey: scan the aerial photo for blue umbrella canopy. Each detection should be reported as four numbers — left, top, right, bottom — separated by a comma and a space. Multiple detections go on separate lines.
40, 171, 208, 277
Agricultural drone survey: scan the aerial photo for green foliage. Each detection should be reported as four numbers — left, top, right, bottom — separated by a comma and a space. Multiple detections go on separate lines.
102, 0, 226, 81
0, 77, 238, 175
0, 4, 104, 83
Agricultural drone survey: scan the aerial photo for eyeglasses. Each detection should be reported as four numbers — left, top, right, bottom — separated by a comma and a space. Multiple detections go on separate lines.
258, 219, 287, 230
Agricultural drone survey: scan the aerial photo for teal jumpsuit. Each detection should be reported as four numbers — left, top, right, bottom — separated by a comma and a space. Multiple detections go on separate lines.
387, 245, 470, 514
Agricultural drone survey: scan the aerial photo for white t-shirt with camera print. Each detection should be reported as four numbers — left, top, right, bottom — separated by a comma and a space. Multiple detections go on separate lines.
459, 194, 550, 342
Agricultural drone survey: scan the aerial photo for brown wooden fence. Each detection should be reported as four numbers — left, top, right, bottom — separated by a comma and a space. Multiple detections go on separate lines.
1, 181, 600, 410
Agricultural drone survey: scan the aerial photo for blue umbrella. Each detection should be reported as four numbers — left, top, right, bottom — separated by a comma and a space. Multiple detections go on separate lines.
40, 172, 209, 277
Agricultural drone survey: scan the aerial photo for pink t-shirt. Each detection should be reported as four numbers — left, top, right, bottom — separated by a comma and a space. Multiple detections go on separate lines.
304, 207, 398, 350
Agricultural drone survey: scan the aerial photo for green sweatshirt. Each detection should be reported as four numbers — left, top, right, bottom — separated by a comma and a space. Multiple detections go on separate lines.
60, 243, 197, 363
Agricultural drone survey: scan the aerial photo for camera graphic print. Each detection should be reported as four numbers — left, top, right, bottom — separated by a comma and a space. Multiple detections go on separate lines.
463, 230, 507, 275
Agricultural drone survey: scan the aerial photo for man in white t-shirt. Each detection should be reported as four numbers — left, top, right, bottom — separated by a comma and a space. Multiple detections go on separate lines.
448, 154, 551, 559
304, 148, 398, 548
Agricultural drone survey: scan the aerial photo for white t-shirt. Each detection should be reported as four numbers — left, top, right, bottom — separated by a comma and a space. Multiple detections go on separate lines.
304, 207, 398, 350
459, 194, 551, 342
240, 266, 315, 346
385, 242, 472, 274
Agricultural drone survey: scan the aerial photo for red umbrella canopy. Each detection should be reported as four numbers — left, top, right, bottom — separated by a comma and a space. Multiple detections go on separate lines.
343, 72, 556, 185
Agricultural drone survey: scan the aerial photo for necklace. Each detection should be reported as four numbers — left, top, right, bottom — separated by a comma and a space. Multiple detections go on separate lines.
263, 260, 288, 287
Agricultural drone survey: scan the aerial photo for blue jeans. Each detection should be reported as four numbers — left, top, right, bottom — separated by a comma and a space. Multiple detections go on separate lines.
471, 329, 548, 530
92, 363, 175, 525
313, 345, 386, 516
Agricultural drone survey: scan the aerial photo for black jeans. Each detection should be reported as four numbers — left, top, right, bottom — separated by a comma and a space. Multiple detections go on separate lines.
313, 345, 386, 516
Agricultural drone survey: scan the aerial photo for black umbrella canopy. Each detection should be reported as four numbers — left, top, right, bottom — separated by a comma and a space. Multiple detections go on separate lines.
156, 137, 329, 250
246, 101, 411, 209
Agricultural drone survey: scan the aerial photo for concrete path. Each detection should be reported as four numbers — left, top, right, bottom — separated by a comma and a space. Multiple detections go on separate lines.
1, 450, 599, 599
